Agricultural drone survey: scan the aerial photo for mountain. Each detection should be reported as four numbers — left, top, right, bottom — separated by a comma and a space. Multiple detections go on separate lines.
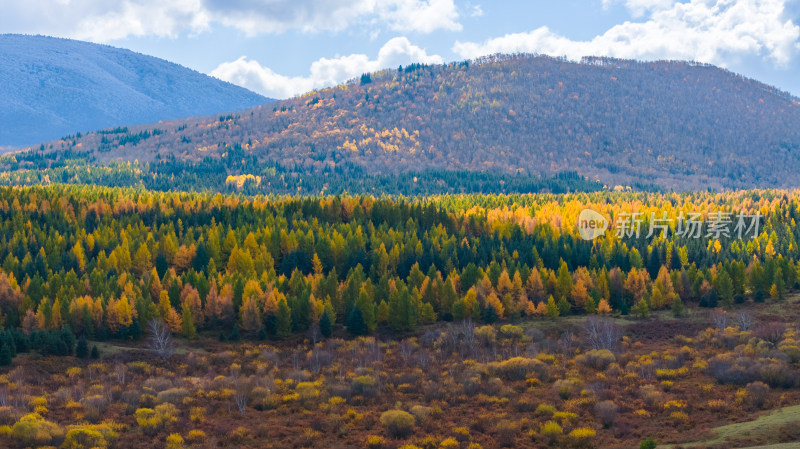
6, 53, 800, 192
0, 34, 269, 148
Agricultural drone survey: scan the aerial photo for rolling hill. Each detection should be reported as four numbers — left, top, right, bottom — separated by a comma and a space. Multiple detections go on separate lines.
0, 34, 269, 148
6, 53, 800, 192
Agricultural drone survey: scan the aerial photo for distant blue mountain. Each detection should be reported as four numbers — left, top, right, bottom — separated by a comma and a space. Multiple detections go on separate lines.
0, 34, 269, 148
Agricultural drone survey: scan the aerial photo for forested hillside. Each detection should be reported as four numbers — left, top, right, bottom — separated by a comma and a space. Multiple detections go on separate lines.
0, 35, 268, 148
14, 54, 800, 191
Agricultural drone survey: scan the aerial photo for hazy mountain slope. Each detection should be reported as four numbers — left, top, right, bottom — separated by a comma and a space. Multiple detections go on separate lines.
15, 54, 800, 190
0, 34, 269, 147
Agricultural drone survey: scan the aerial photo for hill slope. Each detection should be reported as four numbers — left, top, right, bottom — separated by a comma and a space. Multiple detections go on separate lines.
10, 54, 800, 191
0, 34, 269, 148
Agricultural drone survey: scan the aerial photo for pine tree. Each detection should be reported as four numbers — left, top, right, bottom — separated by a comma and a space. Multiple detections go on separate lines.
632, 298, 650, 318
181, 307, 196, 339
388, 286, 416, 332
0, 344, 11, 366
671, 295, 685, 318
596, 298, 612, 315
557, 296, 571, 316
229, 324, 241, 341
545, 296, 560, 319
319, 309, 332, 338
482, 304, 498, 324
76, 336, 89, 358
90, 345, 99, 359
355, 288, 376, 332
555, 261, 572, 301
715, 269, 734, 308
346, 306, 368, 335
376, 300, 389, 324
276, 299, 292, 339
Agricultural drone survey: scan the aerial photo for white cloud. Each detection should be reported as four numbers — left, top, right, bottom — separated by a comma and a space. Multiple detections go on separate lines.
210, 37, 443, 98
454, 0, 800, 67
603, 0, 676, 17
206, 0, 462, 35
0, 0, 210, 42
0, 0, 460, 43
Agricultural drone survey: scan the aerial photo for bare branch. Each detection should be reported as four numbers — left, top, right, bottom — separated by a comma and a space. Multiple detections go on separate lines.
147, 319, 175, 362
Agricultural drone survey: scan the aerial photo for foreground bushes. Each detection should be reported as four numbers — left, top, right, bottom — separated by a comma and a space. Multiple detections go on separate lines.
380, 410, 415, 437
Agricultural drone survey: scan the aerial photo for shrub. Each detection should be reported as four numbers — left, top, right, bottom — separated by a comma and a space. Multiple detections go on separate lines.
553, 411, 578, 423
80, 395, 105, 422
745, 381, 769, 409
165, 432, 184, 449
553, 378, 581, 400
189, 407, 205, 424
576, 349, 616, 371
410, 405, 433, 424
496, 420, 517, 447
62, 427, 108, 449
669, 411, 689, 425
352, 375, 378, 397
453, 426, 470, 442
488, 357, 548, 381
186, 430, 206, 443
499, 324, 524, 341
135, 403, 178, 435
156, 388, 189, 405
540, 420, 563, 445
535, 403, 557, 417
640, 437, 657, 449
568, 427, 596, 448
380, 410, 415, 438
365, 434, 385, 449
594, 400, 619, 427
439, 437, 459, 448
11, 413, 64, 446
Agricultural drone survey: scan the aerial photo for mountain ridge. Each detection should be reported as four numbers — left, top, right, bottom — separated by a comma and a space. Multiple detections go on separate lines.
9, 53, 800, 191
0, 34, 270, 148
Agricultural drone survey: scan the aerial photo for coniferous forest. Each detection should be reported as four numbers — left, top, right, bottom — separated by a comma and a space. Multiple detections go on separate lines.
1, 184, 800, 448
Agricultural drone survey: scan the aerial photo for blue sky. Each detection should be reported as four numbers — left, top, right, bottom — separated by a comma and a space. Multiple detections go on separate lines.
2, 0, 799, 99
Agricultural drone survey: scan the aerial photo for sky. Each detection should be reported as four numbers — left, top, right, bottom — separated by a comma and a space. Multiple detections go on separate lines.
2, 0, 799, 99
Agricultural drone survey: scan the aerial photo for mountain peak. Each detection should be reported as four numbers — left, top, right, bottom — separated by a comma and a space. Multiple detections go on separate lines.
0, 34, 269, 147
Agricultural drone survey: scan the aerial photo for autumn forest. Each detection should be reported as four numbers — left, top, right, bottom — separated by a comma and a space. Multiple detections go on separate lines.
0, 185, 798, 448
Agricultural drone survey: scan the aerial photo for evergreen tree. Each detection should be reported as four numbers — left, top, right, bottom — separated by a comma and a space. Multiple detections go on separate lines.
482, 304, 498, 324
355, 287, 376, 332
276, 299, 292, 339
632, 298, 650, 318
76, 336, 89, 358
557, 296, 571, 316
545, 295, 560, 319
346, 306, 368, 336
388, 286, 416, 332
181, 307, 196, 339
319, 309, 333, 338
129, 318, 142, 340
715, 269, 734, 308
671, 295, 686, 318
555, 261, 572, 301
90, 345, 99, 359
0, 344, 11, 366
229, 324, 241, 341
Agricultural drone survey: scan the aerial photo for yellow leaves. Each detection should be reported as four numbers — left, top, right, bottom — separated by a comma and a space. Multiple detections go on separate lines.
224, 174, 261, 189
339, 139, 358, 152
105, 295, 134, 334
